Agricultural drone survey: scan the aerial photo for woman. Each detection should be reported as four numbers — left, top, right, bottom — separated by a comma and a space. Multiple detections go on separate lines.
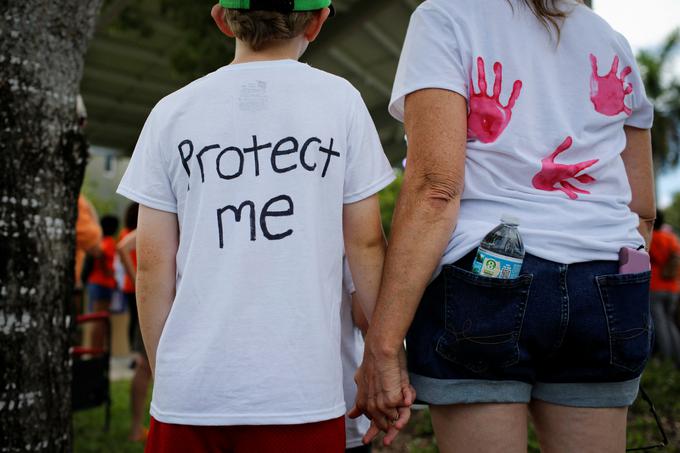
354, 0, 655, 451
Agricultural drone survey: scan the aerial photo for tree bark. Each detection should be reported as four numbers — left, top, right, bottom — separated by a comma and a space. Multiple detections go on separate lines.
0, 1, 103, 451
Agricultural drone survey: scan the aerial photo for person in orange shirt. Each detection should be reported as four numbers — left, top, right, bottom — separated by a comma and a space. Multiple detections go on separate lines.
73, 195, 102, 320
87, 215, 119, 350
75, 195, 102, 288
650, 210, 680, 367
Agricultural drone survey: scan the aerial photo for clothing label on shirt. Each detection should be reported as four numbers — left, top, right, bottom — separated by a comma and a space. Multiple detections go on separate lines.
472, 248, 523, 279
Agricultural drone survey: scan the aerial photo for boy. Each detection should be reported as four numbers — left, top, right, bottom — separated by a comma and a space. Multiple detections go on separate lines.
116, 1, 395, 452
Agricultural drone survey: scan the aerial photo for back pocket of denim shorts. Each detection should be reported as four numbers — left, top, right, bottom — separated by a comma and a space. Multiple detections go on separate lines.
435, 264, 532, 374
596, 271, 652, 374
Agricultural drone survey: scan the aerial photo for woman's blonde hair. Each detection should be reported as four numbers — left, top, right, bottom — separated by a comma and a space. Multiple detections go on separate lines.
517, 0, 583, 38
223, 9, 316, 51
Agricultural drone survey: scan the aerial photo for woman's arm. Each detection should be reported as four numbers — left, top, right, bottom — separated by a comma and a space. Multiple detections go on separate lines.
621, 126, 656, 248
353, 88, 468, 439
116, 230, 137, 282
135, 206, 179, 375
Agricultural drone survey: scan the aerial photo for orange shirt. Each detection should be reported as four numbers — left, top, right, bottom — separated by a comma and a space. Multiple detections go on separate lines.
88, 236, 117, 289
75, 195, 102, 286
119, 228, 137, 293
650, 229, 680, 293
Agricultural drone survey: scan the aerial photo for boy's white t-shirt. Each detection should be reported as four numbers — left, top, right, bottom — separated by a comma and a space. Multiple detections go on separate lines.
117, 59, 395, 425
340, 260, 370, 448
390, 0, 654, 267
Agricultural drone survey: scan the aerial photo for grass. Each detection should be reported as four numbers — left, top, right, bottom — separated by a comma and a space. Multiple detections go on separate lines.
74, 359, 679, 452
374, 358, 680, 453
73, 379, 150, 453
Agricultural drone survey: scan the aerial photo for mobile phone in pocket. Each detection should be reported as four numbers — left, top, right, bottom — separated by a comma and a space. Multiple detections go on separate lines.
618, 247, 651, 275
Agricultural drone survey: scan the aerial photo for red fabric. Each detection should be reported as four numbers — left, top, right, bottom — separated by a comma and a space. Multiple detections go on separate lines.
145, 416, 345, 453
88, 236, 117, 289
650, 229, 680, 293
119, 228, 137, 293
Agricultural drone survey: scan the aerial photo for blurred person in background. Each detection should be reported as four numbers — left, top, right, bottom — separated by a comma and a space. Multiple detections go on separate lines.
74, 195, 102, 314
650, 209, 680, 367
87, 215, 119, 350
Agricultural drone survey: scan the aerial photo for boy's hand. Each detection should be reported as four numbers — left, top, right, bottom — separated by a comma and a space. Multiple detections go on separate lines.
349, 343, 415, 444
361, 406, 412, 447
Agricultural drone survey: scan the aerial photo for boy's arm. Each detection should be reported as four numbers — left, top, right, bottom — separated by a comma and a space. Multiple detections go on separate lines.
351, 292, 369, 336
136, 205, 178, 375
116, 231, 138, 282
344, 194, 412, 445
343, 194, 386, 322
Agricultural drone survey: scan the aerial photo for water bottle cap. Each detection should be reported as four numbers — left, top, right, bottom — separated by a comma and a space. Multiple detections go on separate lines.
501, 214, 520, 225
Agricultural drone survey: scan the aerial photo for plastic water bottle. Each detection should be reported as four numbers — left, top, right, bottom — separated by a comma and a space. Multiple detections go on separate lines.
472, 215, 525, 279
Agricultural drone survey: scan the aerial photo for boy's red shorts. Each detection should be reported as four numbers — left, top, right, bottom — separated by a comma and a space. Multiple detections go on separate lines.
145, 416, 345, 453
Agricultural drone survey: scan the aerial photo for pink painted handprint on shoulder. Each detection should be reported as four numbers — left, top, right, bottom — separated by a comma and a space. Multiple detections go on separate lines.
532, 137, 599, 200
589, 54, 633, 116
468, 56, 523, 144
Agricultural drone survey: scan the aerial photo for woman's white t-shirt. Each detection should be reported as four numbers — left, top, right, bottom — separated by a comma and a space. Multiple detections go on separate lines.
118, 60, 395, 425
390, 0, 654, 266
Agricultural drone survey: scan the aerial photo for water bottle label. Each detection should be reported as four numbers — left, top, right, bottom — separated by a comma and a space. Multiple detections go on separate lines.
472, 248, 523, 279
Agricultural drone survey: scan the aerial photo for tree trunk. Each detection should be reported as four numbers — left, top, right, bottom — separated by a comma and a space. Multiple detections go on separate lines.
0, 1, 103, 451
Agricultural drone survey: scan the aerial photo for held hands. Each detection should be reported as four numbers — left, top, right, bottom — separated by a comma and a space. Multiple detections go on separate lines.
349, 339, 416, 446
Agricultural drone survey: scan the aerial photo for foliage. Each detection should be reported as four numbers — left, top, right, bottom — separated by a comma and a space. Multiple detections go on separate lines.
159, 0, 231, 80
637, 29, 680, 173
100, 0, 228, 80
665, 192, 680, 233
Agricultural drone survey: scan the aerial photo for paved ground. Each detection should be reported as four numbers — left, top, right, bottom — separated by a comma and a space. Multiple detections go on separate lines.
110, 355, 135, 381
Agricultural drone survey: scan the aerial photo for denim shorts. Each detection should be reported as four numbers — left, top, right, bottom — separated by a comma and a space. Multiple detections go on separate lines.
87, 283, 113, 311
406, 252, 652, 408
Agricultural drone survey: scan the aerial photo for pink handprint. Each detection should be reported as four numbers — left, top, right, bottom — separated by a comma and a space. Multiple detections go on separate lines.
532, 136, 599, 200
589, 54, 633, 116
468, 56, 523, 143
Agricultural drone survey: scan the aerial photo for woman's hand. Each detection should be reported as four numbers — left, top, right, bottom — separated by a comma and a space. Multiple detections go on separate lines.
348, 88, 468, 445
349, 338, 415, 446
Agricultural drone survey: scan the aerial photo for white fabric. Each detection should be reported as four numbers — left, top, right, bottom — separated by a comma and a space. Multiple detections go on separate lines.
390, 0, 654, 267
117, 59, 395, 425
340, 259, 370, 448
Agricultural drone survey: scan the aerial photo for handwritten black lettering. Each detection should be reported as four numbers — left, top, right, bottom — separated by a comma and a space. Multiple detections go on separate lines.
318, 138, 340, 178
300, 137, 320, 171
260, 195, 294, 240
197, 144, 221, 183
216, 147, 245, 180
243, 135, 272, 177
178, 140, 193, 178
271, 137, 299, 174
217, 200, 256, 247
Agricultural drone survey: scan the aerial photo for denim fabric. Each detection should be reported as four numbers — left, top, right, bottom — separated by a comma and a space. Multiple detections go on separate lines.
406, 252, 652, 408
87, 283, 113, 311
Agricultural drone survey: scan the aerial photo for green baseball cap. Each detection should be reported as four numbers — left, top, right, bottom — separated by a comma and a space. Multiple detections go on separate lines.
219, 0, 334, 16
